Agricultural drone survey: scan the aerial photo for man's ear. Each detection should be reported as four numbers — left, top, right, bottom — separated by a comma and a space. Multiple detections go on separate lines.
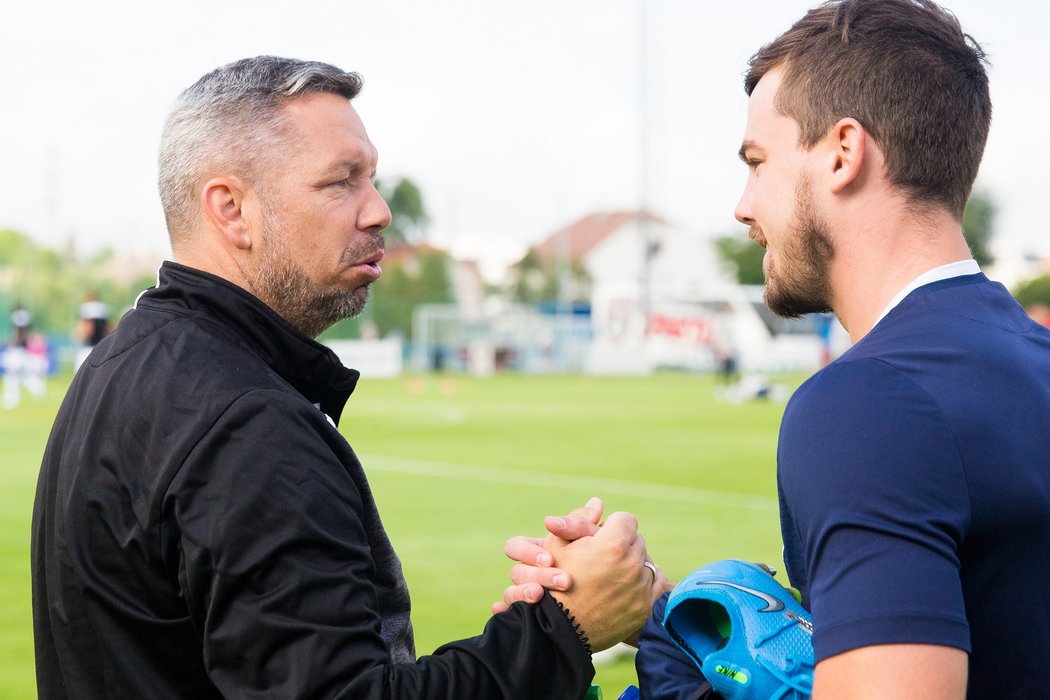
201, 177, 253, 250
826, 118, 867, 195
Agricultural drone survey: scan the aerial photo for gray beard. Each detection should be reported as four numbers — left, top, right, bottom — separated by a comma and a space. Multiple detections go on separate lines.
255, 256, 371, 338
248, 209, 379, 338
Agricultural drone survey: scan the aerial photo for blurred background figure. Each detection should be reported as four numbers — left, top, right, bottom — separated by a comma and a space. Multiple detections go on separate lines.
74, 292, 111, 371
714, 344, 739, 385
4, 304, 46, 409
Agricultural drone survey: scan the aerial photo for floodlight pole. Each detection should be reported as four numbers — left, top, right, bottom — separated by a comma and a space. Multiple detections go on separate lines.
638, 0, 652, 337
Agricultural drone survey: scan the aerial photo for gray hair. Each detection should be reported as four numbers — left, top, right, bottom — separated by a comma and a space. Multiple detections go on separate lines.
158, 56, 363, 241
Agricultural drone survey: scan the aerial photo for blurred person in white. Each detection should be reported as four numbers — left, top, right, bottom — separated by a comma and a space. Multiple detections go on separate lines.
4, 304, 46, 409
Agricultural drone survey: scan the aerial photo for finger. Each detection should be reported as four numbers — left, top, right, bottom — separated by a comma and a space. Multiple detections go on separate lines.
510, 563, 572, 590
543, 514, 601, 543
503, 582, 546, 607
593, 511, 640, 541
649, 570, 674, 604
569, 496, 604, 525
491, 601, 509, 614
541, 497, 604, 548
504, 535, 555, 567
590, 511, 646, 570
633, 531, 651, 562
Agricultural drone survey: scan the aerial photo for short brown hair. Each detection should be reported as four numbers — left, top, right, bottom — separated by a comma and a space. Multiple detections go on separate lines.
745, 0, 990, 219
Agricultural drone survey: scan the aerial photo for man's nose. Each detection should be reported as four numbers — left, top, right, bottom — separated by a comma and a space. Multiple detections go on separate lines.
734, 191, 754, 227
363, 184, 392, 234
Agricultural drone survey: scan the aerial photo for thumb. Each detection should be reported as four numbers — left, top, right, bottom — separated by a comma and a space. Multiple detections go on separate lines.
544, 497, 604, 546
571, 496, 604, 525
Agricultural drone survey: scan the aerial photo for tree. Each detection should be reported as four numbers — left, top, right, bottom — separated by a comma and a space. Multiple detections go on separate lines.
0, 228, 155, 339
715, 232, 765, 285
376, 177, 429, 248
511, 248, 549, 305
1012, 274, 1050, 310
371, 249, 453, 339
962, 189, 996, 267
0, 229, 34, 265
510, 246, 591, 305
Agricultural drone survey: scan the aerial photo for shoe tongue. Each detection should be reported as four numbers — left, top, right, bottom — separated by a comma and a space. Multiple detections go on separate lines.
710, 602, 732, 641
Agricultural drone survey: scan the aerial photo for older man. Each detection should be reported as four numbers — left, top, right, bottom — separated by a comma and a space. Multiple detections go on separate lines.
32, 56, 657, 699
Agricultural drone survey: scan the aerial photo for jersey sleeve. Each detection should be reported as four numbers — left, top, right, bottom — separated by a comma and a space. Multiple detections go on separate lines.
777, 359, 972, 662
635, 592, 714, 700
165, 389, 593, 699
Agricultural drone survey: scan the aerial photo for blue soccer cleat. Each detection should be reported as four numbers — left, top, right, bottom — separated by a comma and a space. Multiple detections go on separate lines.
662, 559, 814, 699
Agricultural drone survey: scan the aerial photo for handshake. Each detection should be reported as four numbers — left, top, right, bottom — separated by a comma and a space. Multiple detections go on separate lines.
494, 497, 671, 652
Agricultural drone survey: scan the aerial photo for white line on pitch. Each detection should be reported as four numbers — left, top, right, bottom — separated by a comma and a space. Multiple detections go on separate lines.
362, 454, 778, 512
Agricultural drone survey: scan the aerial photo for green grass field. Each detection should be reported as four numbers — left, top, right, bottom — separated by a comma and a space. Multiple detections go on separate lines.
0, 371, 799, 698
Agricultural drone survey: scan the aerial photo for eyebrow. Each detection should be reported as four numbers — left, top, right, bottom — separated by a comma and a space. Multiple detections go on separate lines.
329, 156, 377, 179
738, 140, 760, 163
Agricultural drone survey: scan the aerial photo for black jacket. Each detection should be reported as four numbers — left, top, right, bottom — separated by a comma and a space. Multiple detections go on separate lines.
32, 261, 593, 699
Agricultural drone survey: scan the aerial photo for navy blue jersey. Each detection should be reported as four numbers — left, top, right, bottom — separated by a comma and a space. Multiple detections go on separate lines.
779, 274, 1050, 696
636, 273, 1050, 699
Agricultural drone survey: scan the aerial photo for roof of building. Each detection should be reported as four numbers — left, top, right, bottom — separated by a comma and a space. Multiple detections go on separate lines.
531, 210, 667, 263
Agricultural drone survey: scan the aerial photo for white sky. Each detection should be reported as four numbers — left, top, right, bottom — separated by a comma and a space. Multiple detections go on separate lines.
1, 0, 1046, 279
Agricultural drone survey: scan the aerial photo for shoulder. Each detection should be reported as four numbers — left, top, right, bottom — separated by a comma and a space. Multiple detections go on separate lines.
78, 310, 335, 483
779, 357, 965, 507
882, 274, 1043, 345
209, 386, 339, 447
782, 357, 933, 438
103, 305, 287, 397
169, 386, 364, 527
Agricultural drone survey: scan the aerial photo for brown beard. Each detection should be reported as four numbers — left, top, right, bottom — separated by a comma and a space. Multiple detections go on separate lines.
761, 174, 834, 319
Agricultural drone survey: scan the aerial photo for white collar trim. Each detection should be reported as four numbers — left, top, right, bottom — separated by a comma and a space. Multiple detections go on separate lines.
872, 259, 981, 328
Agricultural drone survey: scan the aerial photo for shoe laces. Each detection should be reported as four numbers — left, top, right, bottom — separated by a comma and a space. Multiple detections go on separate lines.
754, 615, 806, 648
756, 654, 814, 700
751, 616, 814, 699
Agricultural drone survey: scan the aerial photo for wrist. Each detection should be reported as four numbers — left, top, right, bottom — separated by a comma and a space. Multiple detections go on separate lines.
550, 592, 592, 655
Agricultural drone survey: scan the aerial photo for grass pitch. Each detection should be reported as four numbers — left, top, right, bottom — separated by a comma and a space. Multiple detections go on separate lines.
0, 371, 797, 698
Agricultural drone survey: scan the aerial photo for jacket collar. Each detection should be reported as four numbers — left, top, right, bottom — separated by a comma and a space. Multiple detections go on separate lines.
142, 261, 360, 424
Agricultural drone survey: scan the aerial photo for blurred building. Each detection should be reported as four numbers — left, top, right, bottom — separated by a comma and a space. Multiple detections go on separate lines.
985, 239, 1050, 291
350, 211, 849, 376
516, 210, 840, 374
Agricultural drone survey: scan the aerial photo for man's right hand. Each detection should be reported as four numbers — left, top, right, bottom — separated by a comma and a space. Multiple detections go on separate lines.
495, 499, 666, 651
544, 510, 660, 651
494, 497, 605, 610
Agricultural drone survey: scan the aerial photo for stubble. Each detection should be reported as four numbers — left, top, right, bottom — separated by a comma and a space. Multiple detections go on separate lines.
761, 174, 835, 319
250, 204, 380, 338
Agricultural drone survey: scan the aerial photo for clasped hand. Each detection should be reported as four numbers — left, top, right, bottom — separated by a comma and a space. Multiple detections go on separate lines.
494, 497, 671, 651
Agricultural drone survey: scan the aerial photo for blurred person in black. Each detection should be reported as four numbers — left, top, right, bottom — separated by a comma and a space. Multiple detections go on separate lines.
73, 292, 111, 371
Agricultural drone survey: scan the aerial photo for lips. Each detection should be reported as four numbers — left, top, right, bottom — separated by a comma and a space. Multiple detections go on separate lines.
360, 249, 385, 266
748, 227, 768, 248
353, 248, 384, 280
